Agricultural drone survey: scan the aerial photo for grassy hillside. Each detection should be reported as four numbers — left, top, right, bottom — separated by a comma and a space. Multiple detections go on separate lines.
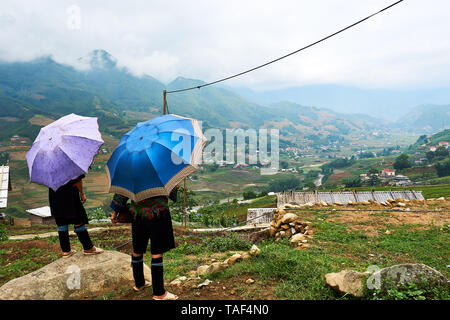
0, 52, 386, 139
397, 105, 450, 134
1, 200, 449, 300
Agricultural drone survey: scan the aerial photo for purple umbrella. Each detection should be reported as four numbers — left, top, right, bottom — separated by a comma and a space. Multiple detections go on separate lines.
26, 113, 104, 191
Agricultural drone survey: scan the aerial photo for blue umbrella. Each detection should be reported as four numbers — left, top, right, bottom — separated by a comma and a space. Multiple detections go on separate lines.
106, 114, 207, 202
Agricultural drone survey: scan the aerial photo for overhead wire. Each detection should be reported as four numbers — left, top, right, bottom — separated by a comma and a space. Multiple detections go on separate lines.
165, 0, 404, 94
113, 0, 409, 249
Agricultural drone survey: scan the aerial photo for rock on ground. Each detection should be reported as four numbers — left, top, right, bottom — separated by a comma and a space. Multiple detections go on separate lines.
373, 263, 449, 290
197, 265, 211, 276
227, 254, 243, 265
250, 244, 261, 256
0, 250, 151, 300
281, 213, 298, 224
290, 233, 306, 244
248, 228, 270, 243
325, 270, 365, 297
325, 264, 449, 297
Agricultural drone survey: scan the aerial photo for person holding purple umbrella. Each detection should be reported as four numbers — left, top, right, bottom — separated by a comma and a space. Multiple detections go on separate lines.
25, 113, 105, 258
49, 174, 103, 258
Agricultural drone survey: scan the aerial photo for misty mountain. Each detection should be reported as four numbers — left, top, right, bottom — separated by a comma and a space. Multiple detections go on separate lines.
262, 101, 381, 136
0, 49, 439, 140
230, 84, 450, 121
395, 104, 450, 134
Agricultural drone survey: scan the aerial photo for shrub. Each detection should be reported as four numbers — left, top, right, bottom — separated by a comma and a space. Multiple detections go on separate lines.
204, 233, 252, 252
257, 189, 268, 197
435, 159, 450, 177
87, 207, 108, 221
0, 224, 8, 241
268, 175, 301, 192
393, 154, 412, 170
343, 177, 362, 188
243, 190, 257, 200
369, 281, 450, 300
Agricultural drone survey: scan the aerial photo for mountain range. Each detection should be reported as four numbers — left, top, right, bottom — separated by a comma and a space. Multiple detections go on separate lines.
231, 85, 450, 122
0, 49, 448, 141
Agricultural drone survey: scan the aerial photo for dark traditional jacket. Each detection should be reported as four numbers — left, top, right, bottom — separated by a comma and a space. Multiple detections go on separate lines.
49, 175, 86, 221
110, 188, 178, 220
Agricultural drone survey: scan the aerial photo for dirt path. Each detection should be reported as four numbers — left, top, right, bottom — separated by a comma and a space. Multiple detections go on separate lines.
192, 223, 269, 233
8, 225, 130, 240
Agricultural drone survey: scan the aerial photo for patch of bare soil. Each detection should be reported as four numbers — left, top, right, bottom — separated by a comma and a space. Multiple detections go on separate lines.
8, 151, 27, 161
7, 224, 56, 235
327, 200, 450, 236
327, 171, 352, 185
87, 225, 216, 254
28, 115, 54, 126
115, 275, 277, 300
0, 240, 61, 264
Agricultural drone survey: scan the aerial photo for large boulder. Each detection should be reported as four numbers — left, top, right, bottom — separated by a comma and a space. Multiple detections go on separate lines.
325, 264, 449, 297
0, 250, 151, 300
372, 263, 448, 289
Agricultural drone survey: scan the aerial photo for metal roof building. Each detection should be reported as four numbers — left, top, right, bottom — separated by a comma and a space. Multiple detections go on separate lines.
0, 166, 11, 209
26, 206, 52, 218
277, 190, 424, 207
26, 206, 55, 225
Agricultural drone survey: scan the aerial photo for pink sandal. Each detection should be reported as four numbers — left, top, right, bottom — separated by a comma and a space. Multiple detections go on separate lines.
83, 247, 104, 255
62, 249, 76, 258
133, 281, 151, 292
153, 291, 178, 300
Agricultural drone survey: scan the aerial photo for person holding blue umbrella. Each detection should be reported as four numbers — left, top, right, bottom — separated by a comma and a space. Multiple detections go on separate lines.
107, 114, 207, 300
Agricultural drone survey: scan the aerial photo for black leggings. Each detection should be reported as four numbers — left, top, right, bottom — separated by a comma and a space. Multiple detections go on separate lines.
57, 224, 93, 252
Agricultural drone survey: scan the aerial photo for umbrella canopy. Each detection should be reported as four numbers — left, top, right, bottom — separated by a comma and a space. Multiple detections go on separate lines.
26, 113, 104, 191
107, 114, 207, 202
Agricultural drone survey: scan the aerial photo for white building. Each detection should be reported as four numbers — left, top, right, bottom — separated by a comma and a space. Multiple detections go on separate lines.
26, 206, 55, 225
0, 166, 10, 209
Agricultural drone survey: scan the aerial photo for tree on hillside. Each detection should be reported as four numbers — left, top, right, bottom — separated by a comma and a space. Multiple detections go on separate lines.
435, 159, 450, 177
393, 154, 412, 170
243, 188, 257, 200
343, 177, 362, 188
426, 146, 448, 162
303, 181, 316, 190
0, 152, 8, 165
435, 146, 449, 158
367, 174, 381, 186
268, 175, 301, 192
359, 151, 375, 159
426, 151, 435, 162
170, 186, 198, 221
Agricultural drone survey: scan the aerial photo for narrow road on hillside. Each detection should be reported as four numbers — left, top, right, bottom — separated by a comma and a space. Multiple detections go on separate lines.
314, 173, 324, 187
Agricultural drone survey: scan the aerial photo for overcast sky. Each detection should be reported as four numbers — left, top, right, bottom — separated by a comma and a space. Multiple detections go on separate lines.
1, 0, 449, 90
